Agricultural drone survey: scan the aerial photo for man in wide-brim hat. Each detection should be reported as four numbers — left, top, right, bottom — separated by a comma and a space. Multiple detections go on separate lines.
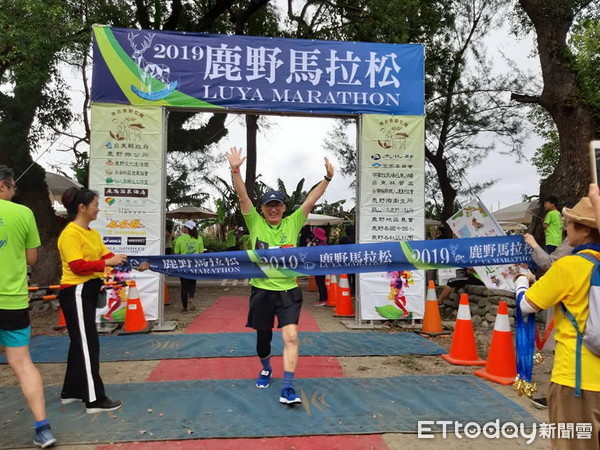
515, 197, 600, 450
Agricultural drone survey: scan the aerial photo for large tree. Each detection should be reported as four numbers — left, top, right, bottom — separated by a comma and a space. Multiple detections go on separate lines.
0, 0, 275, 284
291, 0, 526, 235
512, 0, 600, 238
0, 0, 96, 285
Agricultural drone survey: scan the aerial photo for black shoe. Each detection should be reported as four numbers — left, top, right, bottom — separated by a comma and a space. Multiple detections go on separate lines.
531, 397, 547, 409
85, 398, 123, 414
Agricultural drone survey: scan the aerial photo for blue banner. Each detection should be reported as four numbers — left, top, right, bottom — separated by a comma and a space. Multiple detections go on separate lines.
92, 26, 425, 115
128, 236, 532, 280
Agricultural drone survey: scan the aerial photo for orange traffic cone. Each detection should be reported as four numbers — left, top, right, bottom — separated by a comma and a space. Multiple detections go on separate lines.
441, 293, 485, 366
334, 274, 355, 317
120, 280, 151, 335
474, 301, 517, 384
417, 281, 450, 337
327, 274, 339, 307
324, 275, 331, 299
164, 281, 171, 305
307, 276, 318, 292
53, 306, 67, 331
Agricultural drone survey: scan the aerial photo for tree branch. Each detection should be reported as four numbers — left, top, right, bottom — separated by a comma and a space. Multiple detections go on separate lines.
194, 0, 236, 32
510, 92, 541, 104
164, 0, 183, 30
235, 0, 270, 34
134, 0, 151, 29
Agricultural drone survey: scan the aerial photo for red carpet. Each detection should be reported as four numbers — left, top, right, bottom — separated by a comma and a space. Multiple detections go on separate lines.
148, 296, 327, 382
124, 296, 386, 449
184, 296, 321, 333
146, 356, 344, 381
96, 434, 387, 449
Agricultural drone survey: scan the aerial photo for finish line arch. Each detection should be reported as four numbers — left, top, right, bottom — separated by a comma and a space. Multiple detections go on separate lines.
89, 25, 425, 325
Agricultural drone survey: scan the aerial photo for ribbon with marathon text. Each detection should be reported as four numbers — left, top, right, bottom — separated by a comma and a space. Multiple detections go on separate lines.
128, 235, 532, 280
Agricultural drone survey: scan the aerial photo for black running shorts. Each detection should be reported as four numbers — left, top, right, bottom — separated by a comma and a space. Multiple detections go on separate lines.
246, 286, 303, 330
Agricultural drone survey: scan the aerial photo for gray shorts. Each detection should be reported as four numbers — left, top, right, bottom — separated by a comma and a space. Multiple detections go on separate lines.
246, 286, 303, 330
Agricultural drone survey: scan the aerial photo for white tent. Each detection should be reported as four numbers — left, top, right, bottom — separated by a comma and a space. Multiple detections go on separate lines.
306, 213, 343, 226
166, 205, 217, 219
45, 172, 82, 203
492, 201, 537, 224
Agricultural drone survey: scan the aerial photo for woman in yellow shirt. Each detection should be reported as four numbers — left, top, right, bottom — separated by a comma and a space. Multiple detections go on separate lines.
57, 187, 147, 414
517, 197, 600, 450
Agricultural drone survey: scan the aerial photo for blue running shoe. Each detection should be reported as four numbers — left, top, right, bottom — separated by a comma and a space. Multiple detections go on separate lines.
33, 424, 57, 448
256, 369, 272, 388
279, 386, 302, 404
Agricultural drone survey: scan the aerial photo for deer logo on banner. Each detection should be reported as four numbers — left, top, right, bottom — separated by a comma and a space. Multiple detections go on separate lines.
128, 32, 179, 101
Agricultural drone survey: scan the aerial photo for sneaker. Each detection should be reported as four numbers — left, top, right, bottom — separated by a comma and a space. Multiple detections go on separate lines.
531, 397, 548, 409
279, 386, 302, 405
85, 398, 123, 414
256, 369, 272, 388
33, 424, 57, 448
181, 308, 188, 314
314, 301, 327, 306
60, 395, 82, 405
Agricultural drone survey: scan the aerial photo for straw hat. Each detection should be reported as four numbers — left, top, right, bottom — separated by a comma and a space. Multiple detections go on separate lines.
562, 197, 597, 228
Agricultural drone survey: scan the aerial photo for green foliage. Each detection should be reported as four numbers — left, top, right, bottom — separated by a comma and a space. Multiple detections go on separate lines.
529, 107, 560, 179
201, 234, 229, 253
570, 17, 600, 112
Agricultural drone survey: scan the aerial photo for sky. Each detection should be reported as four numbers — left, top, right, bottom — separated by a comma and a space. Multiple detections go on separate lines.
35, 9, 544, 215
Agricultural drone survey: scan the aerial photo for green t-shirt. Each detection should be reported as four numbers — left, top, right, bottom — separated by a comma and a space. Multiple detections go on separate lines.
226, 229, 236, 247
544, 209, 563, 246
174, 233, 204, 255
243, 207, 306, 291
0, 199, 41, 309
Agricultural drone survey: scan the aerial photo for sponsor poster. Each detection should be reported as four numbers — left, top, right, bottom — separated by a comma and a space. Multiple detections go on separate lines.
92, 26, 425, 116
89, 103, 165, 321
358, 115, 425, 320
447, 200, 525, 292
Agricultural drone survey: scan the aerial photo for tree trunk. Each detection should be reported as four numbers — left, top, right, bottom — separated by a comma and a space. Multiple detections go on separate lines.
0, 83, 62, 287
431, 155, 457, 238
245, 114, 258, 199
515, 0, 599, 236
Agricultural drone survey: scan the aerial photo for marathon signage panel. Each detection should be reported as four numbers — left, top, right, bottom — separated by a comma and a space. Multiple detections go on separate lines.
92, 25, 425, 115
129, 236, 532, 286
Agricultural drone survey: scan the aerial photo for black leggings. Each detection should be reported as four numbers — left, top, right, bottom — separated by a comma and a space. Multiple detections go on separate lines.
179, 277, 197, 309
256, 329, 273, 359
315, 275, 327, 301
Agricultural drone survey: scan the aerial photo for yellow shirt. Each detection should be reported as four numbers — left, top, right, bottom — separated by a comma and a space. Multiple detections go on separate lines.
58, 222, 110, 285
526, 250, 600, 392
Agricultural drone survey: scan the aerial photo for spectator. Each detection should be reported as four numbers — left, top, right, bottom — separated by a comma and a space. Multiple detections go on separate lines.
0, 166, 57, 447
339, 224, 356, 296
173, 220, 204, 313
436, 267, 484, 305
310, 227, 328, 306
523, 234, 573, 273
543, 195, 563, 253
226, 146, 334, 405
225, 228, 237, 251
516, 197, 600, 449
165, 220, 174, 255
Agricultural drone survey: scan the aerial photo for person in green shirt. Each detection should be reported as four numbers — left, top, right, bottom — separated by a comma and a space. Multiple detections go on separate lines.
0, 165, 57, 447
226, 146, 334, 405
225, 228, 237, 251
543, 195, 563, 253
173, 220, 204, 313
